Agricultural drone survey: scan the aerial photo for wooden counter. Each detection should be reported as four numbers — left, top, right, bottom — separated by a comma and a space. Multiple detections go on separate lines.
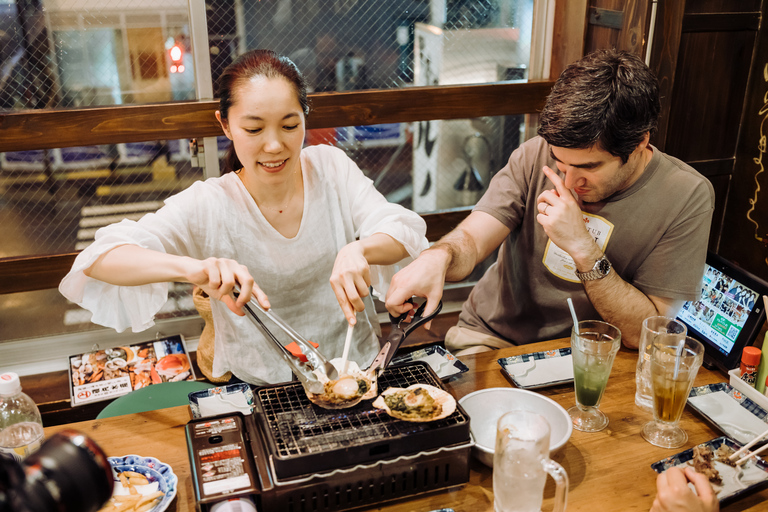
45, 339, 767, 511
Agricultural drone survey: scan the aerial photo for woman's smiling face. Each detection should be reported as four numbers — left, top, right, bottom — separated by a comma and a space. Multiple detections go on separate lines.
218, 75, 306, 182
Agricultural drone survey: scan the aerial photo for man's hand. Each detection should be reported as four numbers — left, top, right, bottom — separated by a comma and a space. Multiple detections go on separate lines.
385, 248, 451, 319
186, 257, 269, 315
650, 467, 719, 512
330, 241, 372, 325
536, 166, 597, 263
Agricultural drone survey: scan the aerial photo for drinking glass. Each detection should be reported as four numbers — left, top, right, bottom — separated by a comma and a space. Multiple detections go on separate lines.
568, 320, 622, 432
493, 410, 568, 512
641, 336, 704, 448
635, 316, 687, 411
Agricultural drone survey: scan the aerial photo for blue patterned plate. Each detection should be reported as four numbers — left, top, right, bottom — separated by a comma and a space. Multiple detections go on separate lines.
107, 455, 178, 512
687, 383, 768, 445
390, 344, 469, 380
651, 436, 768, 506
498, 348, 574, 389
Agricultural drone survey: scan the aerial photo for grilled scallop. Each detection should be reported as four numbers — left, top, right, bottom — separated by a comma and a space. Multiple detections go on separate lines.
372, 384, 456, 422
307, 359, 375, 409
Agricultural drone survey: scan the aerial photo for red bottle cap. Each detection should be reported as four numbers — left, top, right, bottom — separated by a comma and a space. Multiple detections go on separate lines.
742, 346, 762, 366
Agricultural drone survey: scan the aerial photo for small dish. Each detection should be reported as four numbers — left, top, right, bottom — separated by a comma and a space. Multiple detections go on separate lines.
498, 348, 574, 389
107, 455, 178, 512
687, 383, 768, 445
390, 344, 469, 380
651, 436, 768, 506
189, 383, 254, 419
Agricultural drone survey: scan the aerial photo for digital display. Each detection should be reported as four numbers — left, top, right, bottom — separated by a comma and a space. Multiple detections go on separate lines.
678, 264, 760, 357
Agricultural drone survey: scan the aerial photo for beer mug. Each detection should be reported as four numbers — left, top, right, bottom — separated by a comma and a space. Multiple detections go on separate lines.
493, 410, 568, 512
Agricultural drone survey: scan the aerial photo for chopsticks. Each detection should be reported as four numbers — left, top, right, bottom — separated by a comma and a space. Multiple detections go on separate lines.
730, 426, 768, 465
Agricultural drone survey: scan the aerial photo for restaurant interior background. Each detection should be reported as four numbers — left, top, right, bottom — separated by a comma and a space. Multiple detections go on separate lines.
1, 0, 768, 411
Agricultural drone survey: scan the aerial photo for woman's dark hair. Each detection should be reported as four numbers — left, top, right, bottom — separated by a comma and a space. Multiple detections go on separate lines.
537, 49, 660, 163
216, 49, 310, 173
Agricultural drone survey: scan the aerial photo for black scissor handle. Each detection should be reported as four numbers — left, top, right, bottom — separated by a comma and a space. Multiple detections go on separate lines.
388, 298, 443, 337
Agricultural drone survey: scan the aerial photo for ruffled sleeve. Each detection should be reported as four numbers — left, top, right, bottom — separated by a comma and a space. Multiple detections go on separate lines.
58, 191, 199, 333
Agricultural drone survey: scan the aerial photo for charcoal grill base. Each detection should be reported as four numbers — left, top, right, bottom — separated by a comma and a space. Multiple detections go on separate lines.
262, 442, 471, 512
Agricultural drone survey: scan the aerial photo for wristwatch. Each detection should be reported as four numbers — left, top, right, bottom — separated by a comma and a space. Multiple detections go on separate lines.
575, 255, 612, 281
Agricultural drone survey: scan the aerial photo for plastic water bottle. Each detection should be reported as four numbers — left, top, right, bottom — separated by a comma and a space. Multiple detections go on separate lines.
0, 372, 44, 461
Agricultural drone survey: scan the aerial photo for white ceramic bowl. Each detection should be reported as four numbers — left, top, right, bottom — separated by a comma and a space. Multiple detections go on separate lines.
458, 387, 572, 467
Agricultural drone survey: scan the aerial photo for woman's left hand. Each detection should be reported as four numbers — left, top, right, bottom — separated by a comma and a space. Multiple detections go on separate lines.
330, 241, 371, 325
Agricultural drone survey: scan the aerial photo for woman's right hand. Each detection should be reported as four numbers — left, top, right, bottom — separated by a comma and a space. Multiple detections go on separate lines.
186, 257, 270, 315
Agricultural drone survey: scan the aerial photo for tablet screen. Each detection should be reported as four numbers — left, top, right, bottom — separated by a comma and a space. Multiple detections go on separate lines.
677, 264, 760, 358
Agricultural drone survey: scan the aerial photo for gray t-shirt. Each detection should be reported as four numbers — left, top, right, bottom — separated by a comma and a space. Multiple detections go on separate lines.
459, 136, 715, 344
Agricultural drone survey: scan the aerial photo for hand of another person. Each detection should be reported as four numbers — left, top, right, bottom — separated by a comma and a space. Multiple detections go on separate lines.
650, 466, 719, 512
330, 242, 372, 325
385, 248, 449, 321
186, 257, 269, 315
536, 166, 596, 259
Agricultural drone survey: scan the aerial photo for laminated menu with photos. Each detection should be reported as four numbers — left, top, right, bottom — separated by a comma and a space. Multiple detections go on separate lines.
68, 334, 196, 406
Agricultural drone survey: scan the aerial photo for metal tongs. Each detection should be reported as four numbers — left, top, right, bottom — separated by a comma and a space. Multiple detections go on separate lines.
234, 287, 335, 394
367, 299, 443, 376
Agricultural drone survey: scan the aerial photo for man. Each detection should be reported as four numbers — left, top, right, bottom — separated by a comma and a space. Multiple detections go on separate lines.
386, 49, 715, 351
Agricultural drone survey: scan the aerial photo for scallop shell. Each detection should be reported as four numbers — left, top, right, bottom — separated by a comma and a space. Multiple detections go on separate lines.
307, 358, 376, 409
372, 384, 456, 422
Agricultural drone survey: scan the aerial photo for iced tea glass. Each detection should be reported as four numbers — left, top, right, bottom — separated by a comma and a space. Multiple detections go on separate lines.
568, 320, 622, 432
635, 316, 687, 411
641, 336, 704, 448
493, 410, 568, 512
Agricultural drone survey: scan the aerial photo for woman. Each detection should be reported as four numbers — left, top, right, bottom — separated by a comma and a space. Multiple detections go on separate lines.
59, 50, 428, 385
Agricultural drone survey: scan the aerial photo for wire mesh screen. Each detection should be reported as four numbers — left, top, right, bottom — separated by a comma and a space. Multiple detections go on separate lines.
217, 0, 535, 212
0, 0, 535, 342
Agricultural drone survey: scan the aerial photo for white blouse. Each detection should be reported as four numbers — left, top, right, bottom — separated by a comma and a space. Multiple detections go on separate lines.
59, 145, 428, 385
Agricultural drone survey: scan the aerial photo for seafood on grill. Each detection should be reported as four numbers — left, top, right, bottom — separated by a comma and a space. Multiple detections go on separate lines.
307, 359, 377, 409
372, 384, 456, 422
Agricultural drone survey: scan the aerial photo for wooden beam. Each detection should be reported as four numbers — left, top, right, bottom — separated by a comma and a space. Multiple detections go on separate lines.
0, 81, 554, 153
0, 210, 473, 295
0, 253, 77, 295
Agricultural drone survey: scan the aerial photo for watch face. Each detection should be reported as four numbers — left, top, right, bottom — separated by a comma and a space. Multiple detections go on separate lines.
597, 258, 611, 274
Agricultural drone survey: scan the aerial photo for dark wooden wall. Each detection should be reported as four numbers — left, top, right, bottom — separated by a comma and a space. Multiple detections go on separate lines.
720, 2, 768, 279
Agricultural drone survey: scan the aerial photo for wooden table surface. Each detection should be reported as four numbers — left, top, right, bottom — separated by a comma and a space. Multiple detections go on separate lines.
45, 338, 767, 512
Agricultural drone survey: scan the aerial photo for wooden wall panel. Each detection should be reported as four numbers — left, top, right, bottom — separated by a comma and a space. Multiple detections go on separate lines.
648, 1, 765, 276
584, 0, 651, 57
664, 30, 756, 162
719, 1, 768, 280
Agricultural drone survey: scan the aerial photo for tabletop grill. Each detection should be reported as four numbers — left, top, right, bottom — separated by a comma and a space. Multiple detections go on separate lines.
197, 361, 473, 512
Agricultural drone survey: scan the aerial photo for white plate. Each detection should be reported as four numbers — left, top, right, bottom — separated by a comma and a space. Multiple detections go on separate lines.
390, 344, 469, 380
687, 383, 768, 445
497, 348, 574, 389
107, 455, 178, 512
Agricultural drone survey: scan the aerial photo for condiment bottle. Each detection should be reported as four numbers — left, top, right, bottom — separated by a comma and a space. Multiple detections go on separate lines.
0, 372, 44, 461
740, 346, 762, 387
764, 375, 768, 398
756, 332, 768, 393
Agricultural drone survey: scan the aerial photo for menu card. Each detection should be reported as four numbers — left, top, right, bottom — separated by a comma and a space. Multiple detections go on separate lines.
68, 334, 196, 406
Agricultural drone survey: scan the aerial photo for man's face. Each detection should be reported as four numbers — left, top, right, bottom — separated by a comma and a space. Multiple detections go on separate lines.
549, 141, 648, 203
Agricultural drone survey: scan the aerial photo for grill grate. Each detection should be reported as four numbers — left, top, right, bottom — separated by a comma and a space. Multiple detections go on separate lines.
254, 362, 470, 479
